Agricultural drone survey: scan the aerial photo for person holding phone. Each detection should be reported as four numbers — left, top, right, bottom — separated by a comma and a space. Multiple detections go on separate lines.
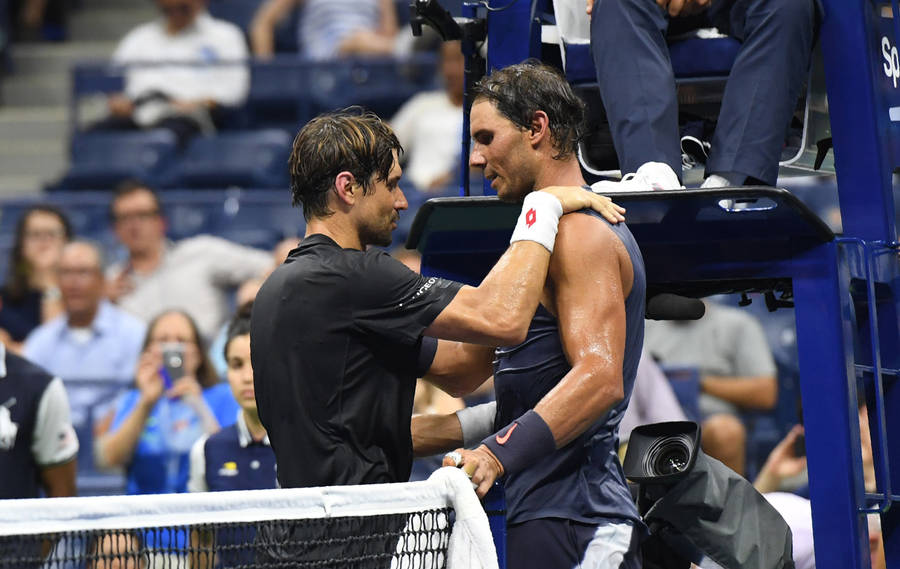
95, 309, 238, 494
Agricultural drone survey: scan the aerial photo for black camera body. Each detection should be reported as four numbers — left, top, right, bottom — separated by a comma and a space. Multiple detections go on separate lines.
623, 422, 795, 569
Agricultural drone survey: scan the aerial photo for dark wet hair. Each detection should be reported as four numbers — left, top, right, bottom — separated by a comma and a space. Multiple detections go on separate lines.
288, 107, 403, 221
472, 60, 585, 160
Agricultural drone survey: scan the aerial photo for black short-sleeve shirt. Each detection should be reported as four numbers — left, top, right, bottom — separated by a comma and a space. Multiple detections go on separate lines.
250, 234, 462, 488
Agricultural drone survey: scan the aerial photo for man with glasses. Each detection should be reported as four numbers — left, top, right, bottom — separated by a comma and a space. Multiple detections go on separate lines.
24, 240, 146, 427
91, 0, 249, 146
106, 181, 272, 341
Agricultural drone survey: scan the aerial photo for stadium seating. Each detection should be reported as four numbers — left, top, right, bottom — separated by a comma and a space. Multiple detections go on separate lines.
241, 60, 314, 130
208, 0, 296, 53
60, 56, 438, 193
168, 129, 292, 189
56, 130, 180, 190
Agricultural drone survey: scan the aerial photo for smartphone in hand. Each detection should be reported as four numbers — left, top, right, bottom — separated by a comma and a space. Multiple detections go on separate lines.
159, 342, 186, 391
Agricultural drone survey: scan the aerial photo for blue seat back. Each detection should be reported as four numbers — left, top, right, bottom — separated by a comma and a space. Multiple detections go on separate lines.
306, 55, 439, 120
59, 130, 179, 190
173, 129, 292, 189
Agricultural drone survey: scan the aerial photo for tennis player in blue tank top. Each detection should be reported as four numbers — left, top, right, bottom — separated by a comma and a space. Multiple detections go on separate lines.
416, 62, 650, 569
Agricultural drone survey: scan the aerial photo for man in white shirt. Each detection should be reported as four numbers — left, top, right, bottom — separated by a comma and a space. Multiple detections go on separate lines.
390, 41, 465, 191
94, 0, 249, 145
106, 181, 273, 341
24, 241, 146, 427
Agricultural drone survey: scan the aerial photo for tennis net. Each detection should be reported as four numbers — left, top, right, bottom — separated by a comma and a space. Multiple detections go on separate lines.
0, 467, 497, 569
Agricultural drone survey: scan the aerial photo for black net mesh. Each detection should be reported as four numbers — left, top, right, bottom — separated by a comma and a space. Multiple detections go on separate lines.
0, 508, 453, 569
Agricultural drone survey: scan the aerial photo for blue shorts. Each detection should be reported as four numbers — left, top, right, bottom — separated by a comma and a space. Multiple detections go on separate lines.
507, 517, 643, 569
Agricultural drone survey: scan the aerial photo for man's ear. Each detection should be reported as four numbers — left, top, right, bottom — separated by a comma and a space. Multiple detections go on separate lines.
529, 110, 551, 148
333, 171, 358, 206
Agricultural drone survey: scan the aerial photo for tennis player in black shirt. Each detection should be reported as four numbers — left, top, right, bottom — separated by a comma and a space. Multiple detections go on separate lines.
251, 107, 624, 489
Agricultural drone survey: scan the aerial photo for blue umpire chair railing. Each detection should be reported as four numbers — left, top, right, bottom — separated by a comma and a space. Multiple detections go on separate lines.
409, 1, 900, 567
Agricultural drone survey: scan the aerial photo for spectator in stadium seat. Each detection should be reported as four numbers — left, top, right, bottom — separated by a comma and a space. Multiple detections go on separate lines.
390, 40, 465, 192
23, 240, 146, 428
644, 300, 778, 475
250, 0, 398, 60
587, 0, 820, 190
95, 309, 237, 494
753, 406, 885, 569
105, 181, 272, 342
188, 302, 276, 493
0, 341, 78, 499
250, 106, 623, 492
0, 205, 71, 352
91, 0, 249, 146
209, 237, 296, 377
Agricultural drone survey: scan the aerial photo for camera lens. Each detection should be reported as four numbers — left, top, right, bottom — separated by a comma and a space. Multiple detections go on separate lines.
642, 434, 694, 477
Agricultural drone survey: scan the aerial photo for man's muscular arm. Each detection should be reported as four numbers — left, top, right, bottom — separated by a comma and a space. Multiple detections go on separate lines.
424, 188, 624, 346
533, 215, 628, 445
446, 214, 631, 496
423, 341, 495, 397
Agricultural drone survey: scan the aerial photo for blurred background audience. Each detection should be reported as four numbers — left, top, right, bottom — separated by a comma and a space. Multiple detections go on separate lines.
94, 309, 236, 495
90, 0, 249, 147
23, 240, 145, 427
0, 205, 70, 350
250, 0, 399, 60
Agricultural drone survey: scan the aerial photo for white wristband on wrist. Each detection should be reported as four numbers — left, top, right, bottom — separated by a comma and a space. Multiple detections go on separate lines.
457, 401, 497, 448
509, 191, 564, 253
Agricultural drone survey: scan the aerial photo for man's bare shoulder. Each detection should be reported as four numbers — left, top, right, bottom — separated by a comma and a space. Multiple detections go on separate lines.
556, 211, 621, 252
552, 211, 634, 293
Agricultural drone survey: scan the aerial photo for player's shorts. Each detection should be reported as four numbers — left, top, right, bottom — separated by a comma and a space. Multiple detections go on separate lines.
507, 517, 642, 569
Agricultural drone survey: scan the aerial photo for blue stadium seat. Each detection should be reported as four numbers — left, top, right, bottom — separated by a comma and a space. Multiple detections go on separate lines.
244, 59, 314, 130
206, 189, 304, 250
306, 56, 439, 121
55, 130, 180, 191
171, 129, 292, 189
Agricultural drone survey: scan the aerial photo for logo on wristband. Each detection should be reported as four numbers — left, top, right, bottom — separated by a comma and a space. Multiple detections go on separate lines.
525, 208, 536, 228
495, 422, 518, 445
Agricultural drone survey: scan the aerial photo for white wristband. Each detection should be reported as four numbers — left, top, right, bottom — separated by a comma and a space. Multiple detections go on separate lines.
457, 401, 497, 448
509, 192, 564, 253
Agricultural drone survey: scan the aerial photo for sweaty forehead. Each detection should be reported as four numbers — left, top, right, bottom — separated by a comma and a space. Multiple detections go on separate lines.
470, 100, 515, 134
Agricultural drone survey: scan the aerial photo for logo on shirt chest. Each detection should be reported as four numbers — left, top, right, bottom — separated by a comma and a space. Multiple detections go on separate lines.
218, 461, 239, 477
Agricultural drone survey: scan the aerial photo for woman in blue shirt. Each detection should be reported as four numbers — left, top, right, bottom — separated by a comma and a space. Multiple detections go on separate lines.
95, 309, 238, 494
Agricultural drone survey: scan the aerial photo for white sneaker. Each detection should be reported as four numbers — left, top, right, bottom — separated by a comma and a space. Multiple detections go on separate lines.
590, 162, 683, 193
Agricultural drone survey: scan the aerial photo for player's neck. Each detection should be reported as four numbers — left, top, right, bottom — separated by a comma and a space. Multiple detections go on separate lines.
533, 157, 586, 190
306, 217, 364, 250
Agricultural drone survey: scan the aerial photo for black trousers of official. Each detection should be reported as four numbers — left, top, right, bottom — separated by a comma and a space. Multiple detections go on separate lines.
590, 0, 821, 185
